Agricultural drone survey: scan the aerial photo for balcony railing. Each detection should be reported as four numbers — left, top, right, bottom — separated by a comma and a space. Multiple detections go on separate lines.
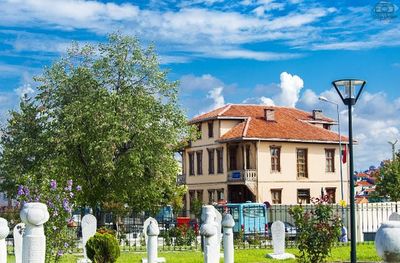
227, 169, 257, 182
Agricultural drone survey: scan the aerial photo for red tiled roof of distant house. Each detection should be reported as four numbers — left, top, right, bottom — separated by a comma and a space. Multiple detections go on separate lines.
190, 104, 349, 143
356, 181, 373, 187
356, 173, 369, 178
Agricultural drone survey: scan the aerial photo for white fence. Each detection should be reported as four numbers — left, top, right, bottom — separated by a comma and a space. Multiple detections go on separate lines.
269, 202, 400, 242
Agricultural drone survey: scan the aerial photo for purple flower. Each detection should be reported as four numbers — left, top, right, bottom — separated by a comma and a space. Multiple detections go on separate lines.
47, 201, 54, 209
76, 185, 82, 191
17, 185, 24, 196
57, 250, 63, 256
50, 180, 57, 190
69, 192, 74, 198
34, 195, 40, 202
64, 242, 69, 248
23, 186, 30, 196
62, 198, 70, 212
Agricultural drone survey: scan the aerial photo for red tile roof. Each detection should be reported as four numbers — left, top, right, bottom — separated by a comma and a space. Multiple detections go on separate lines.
356, 181, 373, 187
191, 104, 348, 143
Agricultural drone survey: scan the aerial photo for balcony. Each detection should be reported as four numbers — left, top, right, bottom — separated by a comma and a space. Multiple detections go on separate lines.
227, 169, 257, 182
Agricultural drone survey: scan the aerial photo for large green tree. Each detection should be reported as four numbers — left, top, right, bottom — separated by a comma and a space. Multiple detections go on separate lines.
1, 33, 192, 213
374, 156, 400, 202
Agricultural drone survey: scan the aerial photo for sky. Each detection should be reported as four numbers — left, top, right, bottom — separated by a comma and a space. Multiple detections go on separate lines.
0, 0, 400, 170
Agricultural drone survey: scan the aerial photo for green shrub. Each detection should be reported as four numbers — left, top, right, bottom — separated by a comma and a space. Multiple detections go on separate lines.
289, 195, 342, 263
86, 233, 120, 263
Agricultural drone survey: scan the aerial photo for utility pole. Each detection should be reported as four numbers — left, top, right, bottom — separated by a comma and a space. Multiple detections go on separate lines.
388, 139, 398, 161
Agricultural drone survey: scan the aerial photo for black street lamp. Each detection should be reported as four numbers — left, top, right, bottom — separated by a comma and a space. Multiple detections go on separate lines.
332, 79, 366, 263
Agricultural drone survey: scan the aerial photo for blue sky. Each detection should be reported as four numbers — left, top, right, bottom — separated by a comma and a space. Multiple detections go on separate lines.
0, 0, 400, 170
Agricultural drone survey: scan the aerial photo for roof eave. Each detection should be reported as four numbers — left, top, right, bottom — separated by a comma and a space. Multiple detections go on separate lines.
217, 137, 354, 144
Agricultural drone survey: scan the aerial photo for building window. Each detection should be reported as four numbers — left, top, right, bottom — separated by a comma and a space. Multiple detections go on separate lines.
229, 146, 237, 171
326, 188, 336, 203
217, 189, 224, 201
325, 149, 335, 172
197, 123, 202, 139
208, 122, 214, 138
196, 151, 203, 175
270, 146, 281, 172
189, 190, 195, 201
217, 148, 224, 173
271, 189, 282, 204
297, 189, 310, 204
245, 145, 250, 169
297, 149, 308, 178
208, 149, 215, 174
197, 190, 203, 202
189, 152, 194, 176
208, 190, 216, 204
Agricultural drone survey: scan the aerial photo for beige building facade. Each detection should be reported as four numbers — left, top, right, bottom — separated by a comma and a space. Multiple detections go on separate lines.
181, 104, 350, 210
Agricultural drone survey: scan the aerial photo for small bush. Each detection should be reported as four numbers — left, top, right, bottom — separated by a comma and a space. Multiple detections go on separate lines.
86, 233, 120, 263
289, 195, 342, 263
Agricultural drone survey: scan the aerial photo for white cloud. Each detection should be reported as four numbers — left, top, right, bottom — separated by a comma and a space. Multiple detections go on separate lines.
298, 88, 400, 170
0, 0, 340, 60
277, 72, 304, 107
207, 86, 225, 110
14, 84, 35, 98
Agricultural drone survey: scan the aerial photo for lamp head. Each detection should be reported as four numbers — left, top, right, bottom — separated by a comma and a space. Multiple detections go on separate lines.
332, 79, 366, 105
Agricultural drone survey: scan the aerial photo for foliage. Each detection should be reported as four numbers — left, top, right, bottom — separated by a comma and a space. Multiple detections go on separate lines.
86, 232, 120, 263
97, 227, 117, 237
190, 199, 203, 219
374, 157, 400, 202
0, 33, 194, 213
15, 179, 81, 262
234, 230, 244, 246
163, 224, 197, 246
289, 195, 342, 263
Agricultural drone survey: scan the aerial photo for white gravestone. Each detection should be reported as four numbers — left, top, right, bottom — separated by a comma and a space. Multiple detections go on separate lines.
141, 218, 165, 263
143, 217, 158, 246
20, 202, 50, 263
267, 221, 295, 260
200, 205, 220, 263
79, 214, 97, 263
13, 223, 25, 263
389, 212, 400, 221
222, 214, 235, 263
0, 218, 9, 263
213, 207, 222, 257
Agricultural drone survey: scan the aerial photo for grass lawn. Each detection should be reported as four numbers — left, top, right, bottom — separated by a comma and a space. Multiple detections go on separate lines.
6, 243, 381, 262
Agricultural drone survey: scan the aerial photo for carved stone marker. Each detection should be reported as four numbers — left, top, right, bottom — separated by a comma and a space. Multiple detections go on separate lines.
267, 221, 295, 260
143, 217, 158, 246
20, 202, 50, 263
13, 223, 25, 263
0, 218, 9, 263
141, 218, 165, 263
200, 205, 220, 263
80, 214, 97, 263
213, 207, 222, 257
222, 214, 235, 263
389, 212, 400, 221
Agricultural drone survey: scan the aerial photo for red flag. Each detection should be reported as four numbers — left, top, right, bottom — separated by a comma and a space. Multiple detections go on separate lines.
342, 145, 347, 163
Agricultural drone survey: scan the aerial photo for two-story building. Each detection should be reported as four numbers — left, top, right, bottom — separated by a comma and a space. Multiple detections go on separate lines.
181, 104, 349, 209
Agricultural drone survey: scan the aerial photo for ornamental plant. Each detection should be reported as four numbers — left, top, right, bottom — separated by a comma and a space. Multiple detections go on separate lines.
16, 179, 81, 262
86, 232, 120, 263
289, 195, 342, 263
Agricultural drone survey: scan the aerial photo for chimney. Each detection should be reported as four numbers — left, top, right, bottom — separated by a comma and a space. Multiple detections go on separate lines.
264, 108, 275, 121
313, 109, 323, 120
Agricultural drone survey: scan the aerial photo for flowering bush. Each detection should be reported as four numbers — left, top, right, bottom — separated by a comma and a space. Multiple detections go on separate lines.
16, 179, 81, 262
289, 195, 342, 263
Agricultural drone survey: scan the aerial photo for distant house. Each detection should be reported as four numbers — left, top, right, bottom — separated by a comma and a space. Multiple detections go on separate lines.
355, 169, 378, 202
180, 104, 350, 210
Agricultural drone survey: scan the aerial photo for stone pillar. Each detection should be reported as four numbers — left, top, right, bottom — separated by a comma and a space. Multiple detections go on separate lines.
147, 221, 160, 263
200, 205, 219, 263
20, 202, 50, 263
222, 214, 235, 263
0, 218, 9, 263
